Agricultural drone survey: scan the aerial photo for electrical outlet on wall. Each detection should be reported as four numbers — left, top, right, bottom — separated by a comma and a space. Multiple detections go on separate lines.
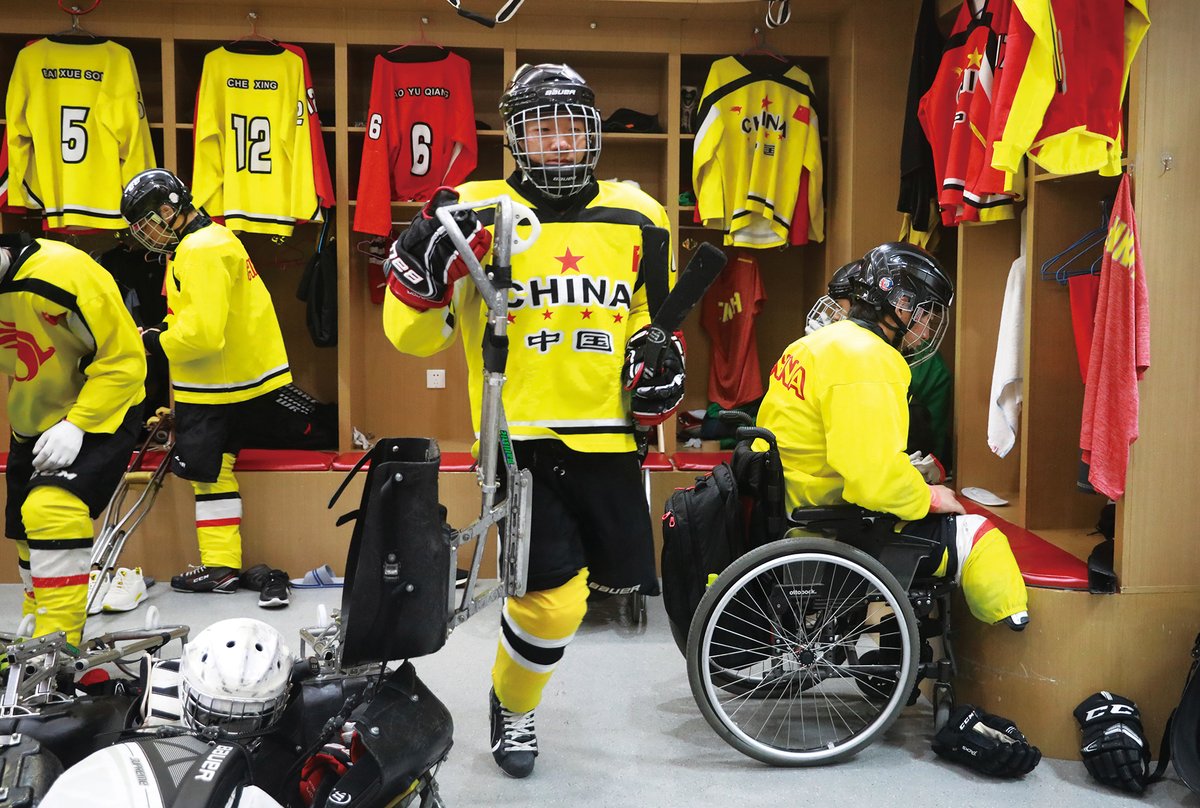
426, 369, 446, 389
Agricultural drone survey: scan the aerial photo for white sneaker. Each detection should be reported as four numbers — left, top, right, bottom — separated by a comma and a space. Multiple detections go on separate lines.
102, 567, 147, 612
87, 570, 110, 615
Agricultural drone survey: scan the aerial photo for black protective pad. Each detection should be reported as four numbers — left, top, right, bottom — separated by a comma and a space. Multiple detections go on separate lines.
330, 662, 454, 803
337, 438, 451, 664
0, 733, 62, 808
0, 693, 133, 768
1171, 634, 1200, 793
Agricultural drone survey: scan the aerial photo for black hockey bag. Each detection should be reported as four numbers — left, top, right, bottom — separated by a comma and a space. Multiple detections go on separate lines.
660, 462, 745, 654
329, 438, 451, 665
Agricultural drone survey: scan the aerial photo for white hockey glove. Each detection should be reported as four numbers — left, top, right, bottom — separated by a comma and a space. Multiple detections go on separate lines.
909, 451, 947, 484
33, 419, 85, 472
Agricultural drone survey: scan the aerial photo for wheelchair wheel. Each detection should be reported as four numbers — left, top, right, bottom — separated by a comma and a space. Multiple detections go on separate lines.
687, 537, 918, 766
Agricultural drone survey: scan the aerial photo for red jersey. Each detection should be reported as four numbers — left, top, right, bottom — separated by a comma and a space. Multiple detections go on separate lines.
989, 0, 1150, 180
282, 43, 335, 208
700, 250, 766, 409
353, 51, 477, 236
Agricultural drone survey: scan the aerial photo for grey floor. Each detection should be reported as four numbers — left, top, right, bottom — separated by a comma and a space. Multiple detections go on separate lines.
3, 582, 1196, 807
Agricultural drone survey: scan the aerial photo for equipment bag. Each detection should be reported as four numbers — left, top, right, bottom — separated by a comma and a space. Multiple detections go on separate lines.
660, 462, 744, 653
297, 209, 338, 348
329, 438, 451, 665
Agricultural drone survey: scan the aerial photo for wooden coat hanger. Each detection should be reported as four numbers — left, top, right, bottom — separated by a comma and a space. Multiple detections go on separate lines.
741, 27, 788, 62
53, 0, 101, 39
389, 16, 446, 53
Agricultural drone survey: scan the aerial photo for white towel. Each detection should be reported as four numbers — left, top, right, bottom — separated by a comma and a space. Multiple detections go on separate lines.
987, 228, 1026, 458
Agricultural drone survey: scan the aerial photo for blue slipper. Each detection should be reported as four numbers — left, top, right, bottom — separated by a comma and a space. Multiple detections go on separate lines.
289, 564, 344, 588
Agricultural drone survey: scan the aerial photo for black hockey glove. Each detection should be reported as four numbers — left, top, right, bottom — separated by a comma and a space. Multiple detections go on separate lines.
1074, 691, 1151, 793
932, 704, 1042, 778
140, 321, 168, 359
622, 325, 686, 427
384, 186, 492, 311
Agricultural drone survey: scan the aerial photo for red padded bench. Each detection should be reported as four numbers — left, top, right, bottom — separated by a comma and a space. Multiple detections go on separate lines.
671, 451, 732, 471
0, 452, 6, 473
331, 451, 477, 473
641, 452, 673, 472
962, 500, 1089, 590
130, 449, 336, 472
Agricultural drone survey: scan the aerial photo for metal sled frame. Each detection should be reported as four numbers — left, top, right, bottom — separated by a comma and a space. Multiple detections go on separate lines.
85, 408, 175, 615
436, 197, 540, 632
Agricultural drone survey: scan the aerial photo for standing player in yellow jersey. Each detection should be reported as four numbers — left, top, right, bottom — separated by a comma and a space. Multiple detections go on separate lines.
758, 242, 1029, 630
0, 233, 146, 648
120, 168, 293, 608
383, 64, 680, 778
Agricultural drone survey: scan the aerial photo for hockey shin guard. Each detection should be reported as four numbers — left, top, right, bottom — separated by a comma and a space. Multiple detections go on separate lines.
955, 515, 1029, 626
22, 486, 93, 646
16, 539, 36, 622
192, 453, 242, 569
492, 568, 589, 713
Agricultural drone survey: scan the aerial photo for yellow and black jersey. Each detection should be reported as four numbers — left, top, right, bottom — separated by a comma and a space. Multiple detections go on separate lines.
162, 220, 291, 404
193, 45, 323, 237
693, 57, 824, 249
384, 177, 672, 454
755, 320, 930, 520
5, 37, 155, 231
0, 236, 145, 436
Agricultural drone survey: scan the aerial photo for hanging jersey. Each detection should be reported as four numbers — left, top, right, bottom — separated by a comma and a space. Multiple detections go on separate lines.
919, 1, 1016, 226
384, 177, 671, 453
5, 37, 155, 231
693, 56, 824, 249
988, 0, 1149, 180
162, 220, 291, 404
897, 0, 945, 232
0, 236, 146, 437
282, 43, 335, 208
193, 44, 328, 237
353, 51, 478, 237
700, 250, 766, 409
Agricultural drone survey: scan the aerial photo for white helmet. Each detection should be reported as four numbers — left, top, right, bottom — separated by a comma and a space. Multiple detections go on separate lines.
179, 618, 293, 737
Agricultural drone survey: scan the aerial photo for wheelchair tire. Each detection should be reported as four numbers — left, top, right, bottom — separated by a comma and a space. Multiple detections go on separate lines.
687, 537, 919, 766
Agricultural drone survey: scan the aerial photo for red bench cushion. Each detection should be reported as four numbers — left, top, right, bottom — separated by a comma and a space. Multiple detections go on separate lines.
331, 451, 477, 472
962, 500, 1089, 590
641, 452, 673, 472
671, 451, 732, 471
0, 451, 7, 473
235, 449, 335, 472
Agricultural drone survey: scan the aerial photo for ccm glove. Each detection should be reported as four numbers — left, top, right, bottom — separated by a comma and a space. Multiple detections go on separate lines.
932, 704, 1042, 778
1074, 691, 1151, 793
384, 187, 492, 310
622, 325, 686, 427
909, 451, 947, 484
32, 419, 85, 472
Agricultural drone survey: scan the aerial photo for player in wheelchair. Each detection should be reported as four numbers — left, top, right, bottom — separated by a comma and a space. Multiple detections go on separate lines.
685, 243, 1028, 766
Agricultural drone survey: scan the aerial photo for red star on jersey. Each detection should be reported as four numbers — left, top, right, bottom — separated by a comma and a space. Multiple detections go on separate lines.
541, 308, 554, 320
612, 312, 624, 323
507, 313, 516, 324
761, 96, 773, 110
581, 308, 593, 320
555, 247, 584, 273
729, 105, 742, 113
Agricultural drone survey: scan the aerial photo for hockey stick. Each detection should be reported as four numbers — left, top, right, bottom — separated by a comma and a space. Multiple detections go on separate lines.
640, 225, 672, 319
639, 241, 727, 382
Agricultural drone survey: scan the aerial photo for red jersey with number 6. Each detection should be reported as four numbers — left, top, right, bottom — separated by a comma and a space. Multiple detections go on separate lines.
353, 51, 478, 236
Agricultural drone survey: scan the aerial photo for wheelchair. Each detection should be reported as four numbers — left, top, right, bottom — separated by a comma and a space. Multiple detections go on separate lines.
684, 423, 957, 767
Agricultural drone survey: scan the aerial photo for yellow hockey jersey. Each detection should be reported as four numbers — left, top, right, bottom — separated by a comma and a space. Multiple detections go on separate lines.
5, 37, 155, 231
0, 236, 145, 436
384, 178, 671, 454
756, 320, 930, 520
161, 220, 291, 404
193, 45, 322, 237
693, 57, 824, 249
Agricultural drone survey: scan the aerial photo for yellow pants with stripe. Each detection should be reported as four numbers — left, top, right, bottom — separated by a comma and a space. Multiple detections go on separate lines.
17, 486, 93, 647
192, 453, 242, 569
492, 568, 590, 713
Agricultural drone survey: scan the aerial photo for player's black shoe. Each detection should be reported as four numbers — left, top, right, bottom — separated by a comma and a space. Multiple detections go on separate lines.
489, 688, 538, 778
170, 565, 239, 594
258, 570, 290, 609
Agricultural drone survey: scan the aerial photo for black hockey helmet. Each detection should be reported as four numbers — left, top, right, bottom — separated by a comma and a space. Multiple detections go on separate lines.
500, 63, 601, 198
805, 259, 865, 334
121, 168, 193, 254
851, 242, 954, 366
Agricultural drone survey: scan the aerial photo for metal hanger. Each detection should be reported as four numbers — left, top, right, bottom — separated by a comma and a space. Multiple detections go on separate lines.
741, 27, 788, 62
229, 11, 279, 47
1040, 200, 1112, 284
389, 16, 446, 52
53, 0, 101, 38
